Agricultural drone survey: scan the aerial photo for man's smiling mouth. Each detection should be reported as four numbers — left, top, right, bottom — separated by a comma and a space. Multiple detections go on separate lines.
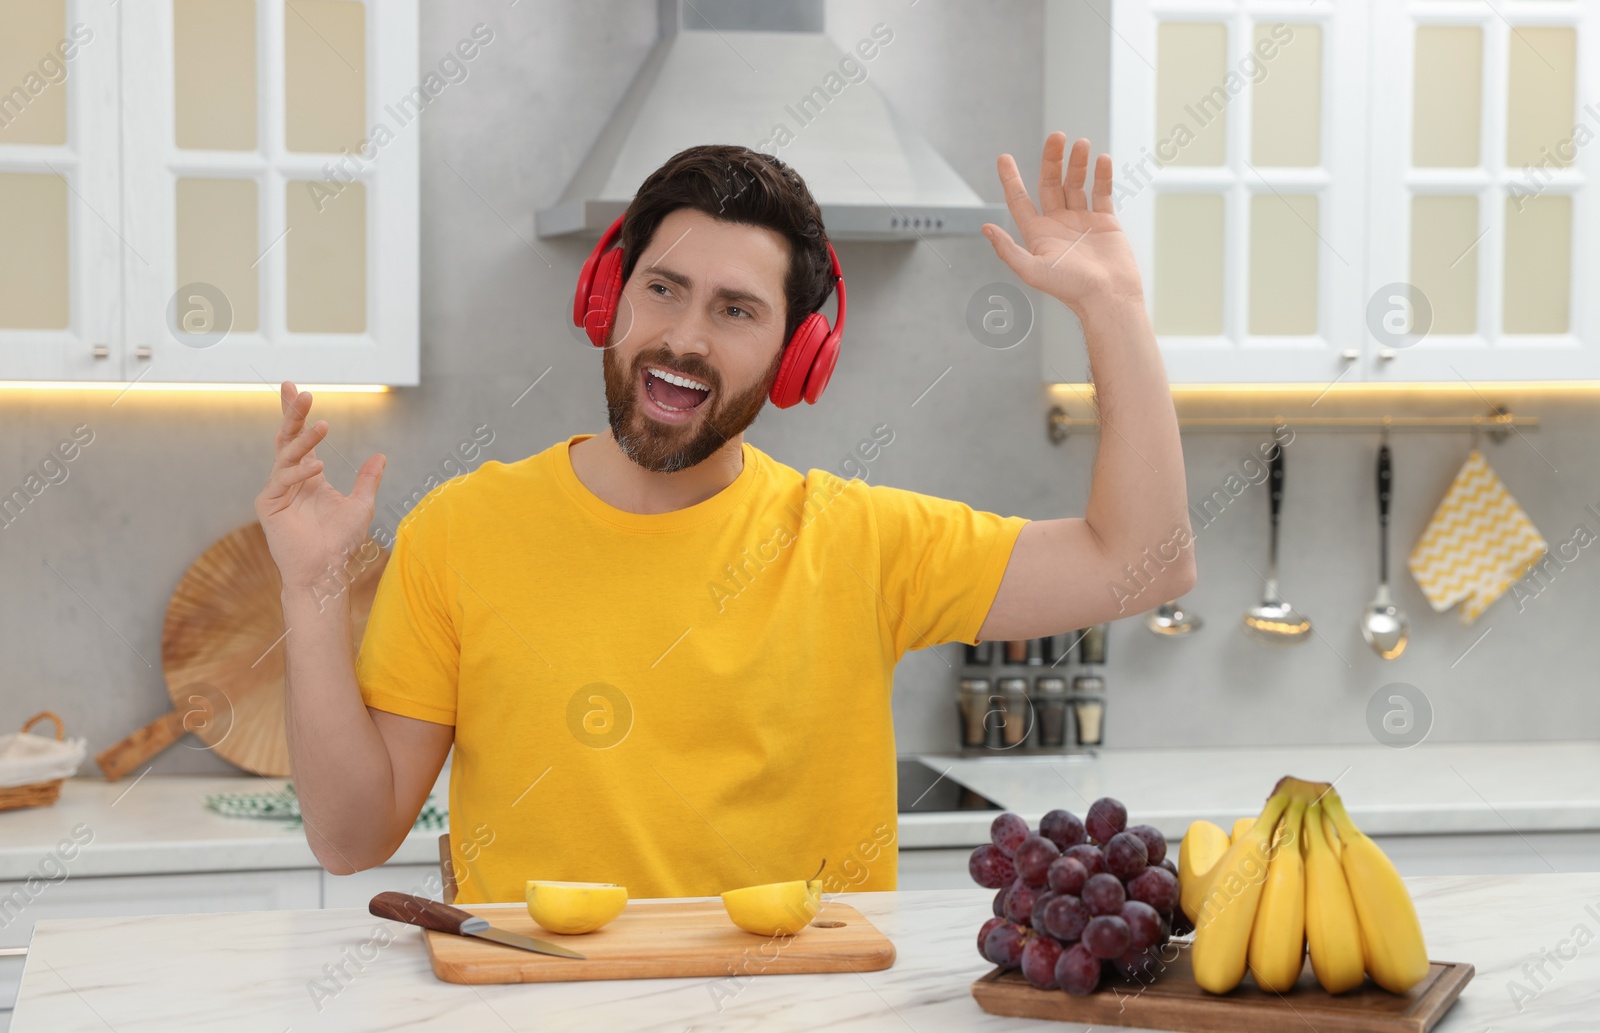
642, 366, 712, 412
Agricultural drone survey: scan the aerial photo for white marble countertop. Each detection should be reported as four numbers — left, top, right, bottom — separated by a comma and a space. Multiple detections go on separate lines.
0, 775, 445, 880
4, 740, 1598, 879
898, 739, 1600, 848
12, 877, 1599, 1031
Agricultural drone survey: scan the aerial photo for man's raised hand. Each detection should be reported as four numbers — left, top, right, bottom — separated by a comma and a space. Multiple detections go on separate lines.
254, 381, 386, 591
982, 133, 1143, 315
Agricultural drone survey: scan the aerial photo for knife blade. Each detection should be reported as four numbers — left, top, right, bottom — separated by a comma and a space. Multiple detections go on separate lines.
369, 891, 586, 959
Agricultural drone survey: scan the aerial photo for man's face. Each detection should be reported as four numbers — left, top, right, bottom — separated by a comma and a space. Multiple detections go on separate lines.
601, 208, 790, 473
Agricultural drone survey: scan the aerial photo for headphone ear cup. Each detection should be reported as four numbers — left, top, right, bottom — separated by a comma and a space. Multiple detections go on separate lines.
769, 313, 828, 409
802, 329, 841, 405
583, 248, 626, 348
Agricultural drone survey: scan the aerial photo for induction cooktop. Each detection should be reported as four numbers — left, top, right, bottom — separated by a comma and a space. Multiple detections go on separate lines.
897, 757, 1003, 813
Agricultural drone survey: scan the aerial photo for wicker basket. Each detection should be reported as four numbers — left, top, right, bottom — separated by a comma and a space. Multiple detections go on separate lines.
0, 711, 68, 813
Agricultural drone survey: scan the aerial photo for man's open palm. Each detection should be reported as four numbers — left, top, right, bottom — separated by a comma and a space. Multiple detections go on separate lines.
983, 133, 1143, 313
254, 381, 386, 590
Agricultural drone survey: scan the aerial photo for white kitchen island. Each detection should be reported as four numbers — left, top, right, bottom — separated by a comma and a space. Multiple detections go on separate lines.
11, 876, 1599, 1032
5, 741, 1600, 1029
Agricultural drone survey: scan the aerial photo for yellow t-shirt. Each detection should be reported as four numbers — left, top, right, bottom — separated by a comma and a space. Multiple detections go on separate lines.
355, 433, 1029, 903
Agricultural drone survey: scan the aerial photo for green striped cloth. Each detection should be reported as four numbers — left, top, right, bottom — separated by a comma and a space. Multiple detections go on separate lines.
204, 782, 449, 831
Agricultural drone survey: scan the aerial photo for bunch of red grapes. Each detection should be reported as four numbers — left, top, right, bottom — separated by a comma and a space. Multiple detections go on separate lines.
971, 797, 1189, 996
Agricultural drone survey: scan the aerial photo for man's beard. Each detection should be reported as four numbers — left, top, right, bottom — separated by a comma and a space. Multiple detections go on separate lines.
601, 338, 784, 474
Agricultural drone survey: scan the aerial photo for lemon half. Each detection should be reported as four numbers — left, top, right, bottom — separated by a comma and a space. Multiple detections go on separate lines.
721, 879, 822, 936
525, 880, 628, 934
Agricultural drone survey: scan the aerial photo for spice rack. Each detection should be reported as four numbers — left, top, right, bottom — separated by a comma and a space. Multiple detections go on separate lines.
957, 625, 1109, 757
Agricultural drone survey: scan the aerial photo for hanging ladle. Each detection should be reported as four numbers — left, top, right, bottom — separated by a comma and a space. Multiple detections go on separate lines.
1360, 441, 1410, 659
1146, 599, 1203, 636
1242, 446, 1311, 643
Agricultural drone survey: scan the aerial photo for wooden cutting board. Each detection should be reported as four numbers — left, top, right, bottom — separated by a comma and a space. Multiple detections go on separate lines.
972, 943, 1472, 1033
420, 899, 895, 984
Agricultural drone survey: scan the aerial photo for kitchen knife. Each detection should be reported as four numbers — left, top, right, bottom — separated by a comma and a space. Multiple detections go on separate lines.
369, 891, 587, 959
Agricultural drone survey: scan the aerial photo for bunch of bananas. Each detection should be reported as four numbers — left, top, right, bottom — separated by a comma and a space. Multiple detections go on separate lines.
1177, 776, 1430, 996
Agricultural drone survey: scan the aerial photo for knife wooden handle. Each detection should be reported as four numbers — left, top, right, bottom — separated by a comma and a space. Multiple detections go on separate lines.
369, 891, 479, 934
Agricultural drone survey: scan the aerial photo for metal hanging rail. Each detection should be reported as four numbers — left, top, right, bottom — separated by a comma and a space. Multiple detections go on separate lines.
1046, 407, 1537, 445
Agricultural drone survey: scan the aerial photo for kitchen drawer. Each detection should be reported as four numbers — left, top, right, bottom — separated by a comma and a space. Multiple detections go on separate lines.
321, 863, 444, 909
896, 848, 975, 891
0, 978, 12, 1031
1373, 832, 1600, 876
0, 869, 319, 1010
896, 831, 1600, 892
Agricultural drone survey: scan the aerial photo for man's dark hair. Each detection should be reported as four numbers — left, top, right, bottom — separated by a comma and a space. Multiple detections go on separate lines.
621, 144, 835, 348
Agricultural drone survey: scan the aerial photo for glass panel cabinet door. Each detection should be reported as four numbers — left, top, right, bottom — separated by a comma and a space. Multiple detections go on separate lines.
1366, 4, 1595, 381
1055, 0, 1370, 385
0, 0, 123, 380
1050, 0, 1596, 386
120, 0, 417, 385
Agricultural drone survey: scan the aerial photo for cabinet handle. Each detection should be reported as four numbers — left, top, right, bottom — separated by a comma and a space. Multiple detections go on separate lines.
1339, 349, 1359, 361
136, 346, 152, 361
1378, 347, 1397, 361
93, 344, 109, 360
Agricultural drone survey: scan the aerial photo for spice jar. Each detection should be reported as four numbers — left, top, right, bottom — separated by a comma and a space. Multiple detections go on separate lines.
1070, 672, 1104, 747
996, 677, 1031, 748
957, 678, 992, 749
1073, 696, 1105, 746
1079, 623, 1108, 665
1032, 676, 1068, 748
964, 641, 995, 666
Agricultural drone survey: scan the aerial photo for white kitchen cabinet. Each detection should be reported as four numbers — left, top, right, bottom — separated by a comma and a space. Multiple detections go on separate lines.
896, 847, 982, 891
0, 0, 419, 386
1364, 3, 1600, 382
899, 831, 1600, 892
0, 868, 320, 1012
0, 1, 123, 382
1041, 0, 1598, 386
1373, 830, 1600, 878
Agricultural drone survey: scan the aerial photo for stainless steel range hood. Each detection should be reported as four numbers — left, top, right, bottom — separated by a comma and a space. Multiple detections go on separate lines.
536, 0, 1003, 240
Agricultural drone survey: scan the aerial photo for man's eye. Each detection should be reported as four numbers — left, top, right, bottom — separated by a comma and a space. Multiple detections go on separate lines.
649, 283, 671, 297
727, 306, 746, 319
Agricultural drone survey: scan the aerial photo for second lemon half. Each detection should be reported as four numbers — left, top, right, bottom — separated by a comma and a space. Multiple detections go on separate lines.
721, 878, 823, 936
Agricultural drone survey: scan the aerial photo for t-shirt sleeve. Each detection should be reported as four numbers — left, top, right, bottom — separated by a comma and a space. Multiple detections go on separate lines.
865, 482, 1030, 657
355, 486, 461, 726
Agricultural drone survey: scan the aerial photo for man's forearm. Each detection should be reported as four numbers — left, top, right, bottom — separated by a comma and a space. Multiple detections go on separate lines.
280, 586, 403, 874
1074, 294, 1194, 593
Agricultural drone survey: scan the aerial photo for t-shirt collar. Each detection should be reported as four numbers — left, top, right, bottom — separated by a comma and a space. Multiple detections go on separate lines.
552, 434, 758, 531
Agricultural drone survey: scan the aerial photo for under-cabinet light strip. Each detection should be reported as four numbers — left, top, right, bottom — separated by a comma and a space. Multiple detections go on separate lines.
1049, 382, 1600, 396
0, 382, 390, 393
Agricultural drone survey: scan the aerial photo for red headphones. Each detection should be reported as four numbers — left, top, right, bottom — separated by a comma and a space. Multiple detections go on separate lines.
573, 213, 846, 408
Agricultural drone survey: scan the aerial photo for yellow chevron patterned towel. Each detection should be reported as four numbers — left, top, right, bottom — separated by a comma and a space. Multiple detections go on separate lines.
1408, 450, 1546, 624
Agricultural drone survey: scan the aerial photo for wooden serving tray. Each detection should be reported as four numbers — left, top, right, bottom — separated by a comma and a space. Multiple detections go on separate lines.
421, 899, 895, 984
972, 942, 1472, 1033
